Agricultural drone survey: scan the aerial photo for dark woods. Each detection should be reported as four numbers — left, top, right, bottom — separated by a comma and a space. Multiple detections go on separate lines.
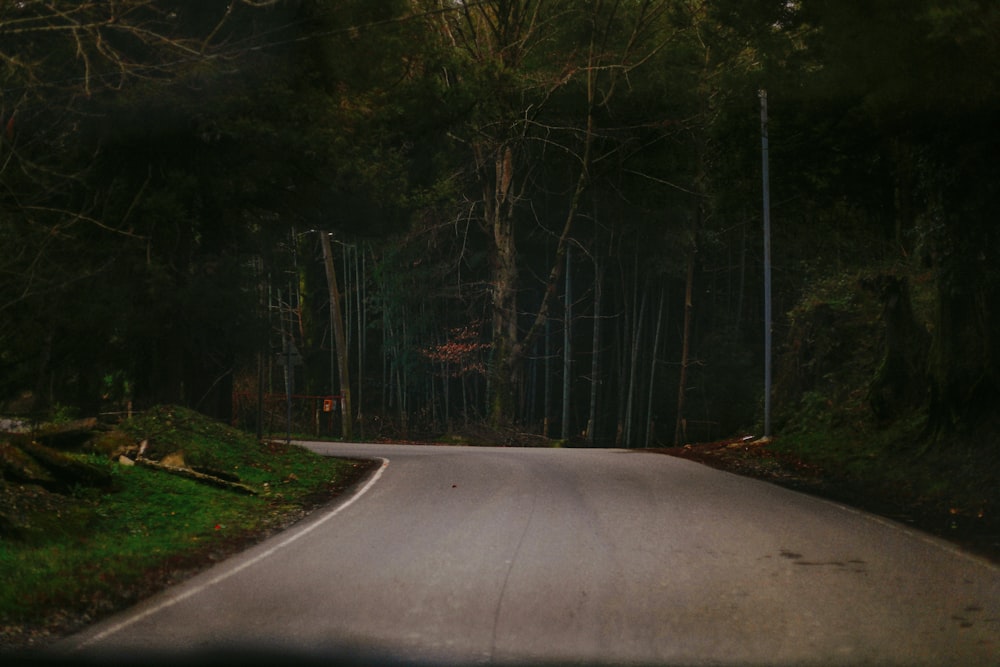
1, 1, 997, 449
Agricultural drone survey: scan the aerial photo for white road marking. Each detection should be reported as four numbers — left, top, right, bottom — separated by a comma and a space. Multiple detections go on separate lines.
73, 456, 390, 650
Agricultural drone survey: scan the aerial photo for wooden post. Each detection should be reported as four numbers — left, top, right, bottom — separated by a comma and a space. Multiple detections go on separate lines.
320, 232, 353, 440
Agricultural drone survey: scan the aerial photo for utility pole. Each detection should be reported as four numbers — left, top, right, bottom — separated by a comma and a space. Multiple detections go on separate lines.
759, 89, 773, 438
320, 231, 353, 440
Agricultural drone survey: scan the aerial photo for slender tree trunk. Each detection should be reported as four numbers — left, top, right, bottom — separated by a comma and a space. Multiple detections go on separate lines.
543, 316, 552, 438
525, 339, 538, 426
461, 374, 469, 425
320, 232, 353, 440
561, 245, 573, 440
674, 247, 696, 445
255, 349, 264, 440
486, 26, 602, 425
343, 243, 352, 359
328, 264, 337, 424
443, 361, 451, 431
381, 301, 389, 416
614, 255, 631, 447
645, 285, 666, 448
429, 356, 437, 431
586, 257, 604, 445
356, 247, 365, 432
399, 317, 408, 434
267, 279, 275, 395
487, 145, 521, 426
624, 276, 648, 448
278, 288, 293, 444
734, 218, 747, 341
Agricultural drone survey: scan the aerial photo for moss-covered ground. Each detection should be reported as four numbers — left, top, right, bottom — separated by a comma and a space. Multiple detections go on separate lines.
0, 406, 374, 650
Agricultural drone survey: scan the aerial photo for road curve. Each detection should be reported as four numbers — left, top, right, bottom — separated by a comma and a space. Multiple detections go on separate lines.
60, 443, 999, 665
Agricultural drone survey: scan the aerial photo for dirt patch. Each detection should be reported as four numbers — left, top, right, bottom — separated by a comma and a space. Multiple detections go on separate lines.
648, 438, 1000, 564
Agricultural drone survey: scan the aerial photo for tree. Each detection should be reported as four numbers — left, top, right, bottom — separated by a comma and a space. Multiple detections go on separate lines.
0, 1, 297, 414
427, 0, 678, 427
790, 0, 1000, 437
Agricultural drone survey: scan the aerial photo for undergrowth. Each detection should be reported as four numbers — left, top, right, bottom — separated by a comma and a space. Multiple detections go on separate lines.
0, 406, 369, 647
771, 265, 998, 533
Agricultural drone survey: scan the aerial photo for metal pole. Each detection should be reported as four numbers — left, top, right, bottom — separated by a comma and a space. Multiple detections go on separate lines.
759, 89, 773, 438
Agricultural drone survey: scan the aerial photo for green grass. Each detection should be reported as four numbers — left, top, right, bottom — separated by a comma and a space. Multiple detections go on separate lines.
0, 406, 369, 641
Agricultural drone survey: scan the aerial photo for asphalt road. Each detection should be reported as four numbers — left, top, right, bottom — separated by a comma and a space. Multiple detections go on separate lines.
60, 443, 1000, 665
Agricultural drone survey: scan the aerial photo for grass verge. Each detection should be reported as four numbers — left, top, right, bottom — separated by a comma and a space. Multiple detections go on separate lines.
0, 405, 375, 650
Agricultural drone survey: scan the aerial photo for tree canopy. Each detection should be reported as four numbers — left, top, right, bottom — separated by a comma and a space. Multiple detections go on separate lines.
2, 0, 997, 451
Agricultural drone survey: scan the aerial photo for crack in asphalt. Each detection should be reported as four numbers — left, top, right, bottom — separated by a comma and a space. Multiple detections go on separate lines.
488, 486, 538, 663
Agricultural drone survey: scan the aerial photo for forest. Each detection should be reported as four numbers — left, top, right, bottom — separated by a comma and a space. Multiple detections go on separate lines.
2, 0, 998, 451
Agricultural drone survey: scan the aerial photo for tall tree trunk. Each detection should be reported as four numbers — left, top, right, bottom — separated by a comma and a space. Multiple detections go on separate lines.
645, 285, 666, 448
734, 217, 747, 342
487, 145, 521, 426
343, 243, 352, 362
461, 373, 469, 425
278, 288, 294, 443
381, 299, 389, 416
320, 232, 353, 440
484, 11, 605, 425
624, 275, 648, 448
399, 317, 408, 434
543, 316, 552, 437
356, 250, 368, 428
614, 255, 632, 447
443, 360, 451, 431
586, 257, 604, 445
674, 246, 696, 445
561, 245, 573, 440
525, 338, 538, 426
356, 246, 366, 433
470, 0, 662, 427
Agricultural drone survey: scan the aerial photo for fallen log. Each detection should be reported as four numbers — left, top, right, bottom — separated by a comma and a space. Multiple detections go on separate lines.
35, 417, 107, 449
134, 458, 258, 495
24, 440, 114, 488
